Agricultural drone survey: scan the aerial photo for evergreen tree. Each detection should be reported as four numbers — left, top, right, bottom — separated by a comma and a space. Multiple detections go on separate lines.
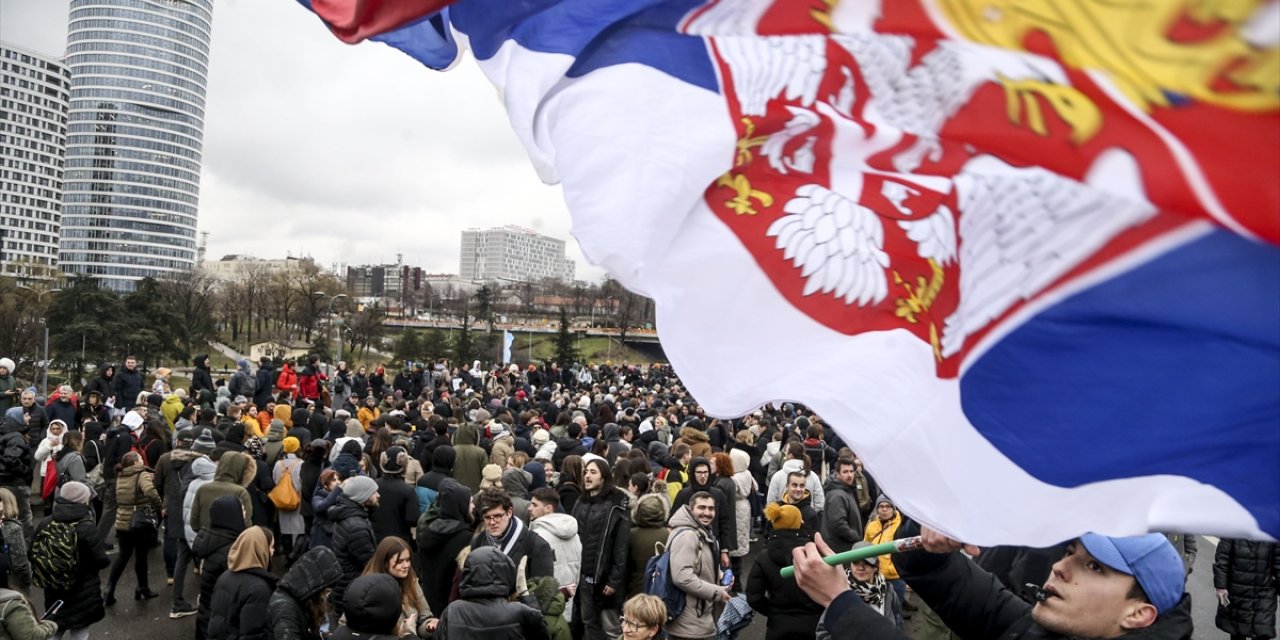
553, 306, 579, 368
421, 328, 451, 362
45, 275, 127, 381
393, 330, 423, 364
453, 306, 475, 364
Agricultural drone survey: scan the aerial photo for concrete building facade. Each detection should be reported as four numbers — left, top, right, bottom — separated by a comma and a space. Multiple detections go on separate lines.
459, 225, 575, 283
0, 43, 71, 280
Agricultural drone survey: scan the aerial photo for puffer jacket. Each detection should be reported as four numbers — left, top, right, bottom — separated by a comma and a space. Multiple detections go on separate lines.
530, 511, 582, 590
269, 546, 344, 640
678, 426, 712, 459
418, 479, 474, 615
208, 566, 277, 640
571, 486, 630, 608
818, 518, 1193, 640
113, 464, 161, 531
182, 456, 217, 545
156, 448, 203, 535
328, 496, 376, 615
1214, 538, 1279, 638
747, 529, 824, 639
664, 505, 724, 639
627, 492, 670, 598
35, 498, 110, 632
435, 547, 550, 640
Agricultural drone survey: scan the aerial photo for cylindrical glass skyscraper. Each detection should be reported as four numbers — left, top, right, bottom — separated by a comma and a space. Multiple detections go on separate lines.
58, 0, 213, 292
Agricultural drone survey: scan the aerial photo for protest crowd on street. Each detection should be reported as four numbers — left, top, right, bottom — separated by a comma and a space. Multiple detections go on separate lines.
0, 354, 1274, 640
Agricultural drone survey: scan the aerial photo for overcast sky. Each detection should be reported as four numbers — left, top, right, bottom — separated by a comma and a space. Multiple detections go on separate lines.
0, 0, 603, 280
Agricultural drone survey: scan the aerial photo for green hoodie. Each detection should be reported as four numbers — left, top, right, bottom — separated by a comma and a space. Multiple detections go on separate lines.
452, 422, 488, 493
189, 452, 254, 534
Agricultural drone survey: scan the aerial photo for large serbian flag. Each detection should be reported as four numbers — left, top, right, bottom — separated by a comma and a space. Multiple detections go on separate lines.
297, 0, 1280, 545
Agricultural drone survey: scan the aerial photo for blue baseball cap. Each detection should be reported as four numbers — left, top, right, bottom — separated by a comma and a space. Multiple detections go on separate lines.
1079, 533, 1184, 614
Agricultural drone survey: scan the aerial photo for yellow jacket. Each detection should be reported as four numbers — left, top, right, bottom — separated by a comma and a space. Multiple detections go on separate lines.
865, 511, 902, 579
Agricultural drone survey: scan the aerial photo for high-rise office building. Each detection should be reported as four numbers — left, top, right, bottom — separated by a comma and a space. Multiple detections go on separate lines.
460, 226, 576, 283
57, 0, 214, 292
0, 43, 71, 280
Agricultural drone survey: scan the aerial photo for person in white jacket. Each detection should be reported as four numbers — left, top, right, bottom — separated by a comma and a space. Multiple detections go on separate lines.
33, 419, 66, 510
529, 486, 582, 619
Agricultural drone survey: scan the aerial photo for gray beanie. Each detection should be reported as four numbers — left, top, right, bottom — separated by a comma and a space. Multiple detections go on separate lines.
343, 476, 378, 505
60, 481, 92, 505
193, 428, 216, 454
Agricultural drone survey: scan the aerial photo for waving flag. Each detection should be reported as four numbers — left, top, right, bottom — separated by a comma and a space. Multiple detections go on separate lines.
297, 0, 1280, 545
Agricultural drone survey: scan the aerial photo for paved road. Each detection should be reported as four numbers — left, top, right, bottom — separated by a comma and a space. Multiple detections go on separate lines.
24, 531, 1253, 638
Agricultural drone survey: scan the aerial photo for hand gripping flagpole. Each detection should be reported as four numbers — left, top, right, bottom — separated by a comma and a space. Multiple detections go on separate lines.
779, 536, 923, 579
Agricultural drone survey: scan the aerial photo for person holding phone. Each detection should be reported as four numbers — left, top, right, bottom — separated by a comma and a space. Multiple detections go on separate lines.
0, 588, 58, 639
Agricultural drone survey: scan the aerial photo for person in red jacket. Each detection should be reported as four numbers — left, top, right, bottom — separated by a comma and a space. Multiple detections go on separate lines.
297, 355, 326, 405
276, 361, 299, 400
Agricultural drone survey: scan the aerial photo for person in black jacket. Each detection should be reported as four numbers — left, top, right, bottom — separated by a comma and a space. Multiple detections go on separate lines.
1213, 538, 1279, 640
82, 364, 114, 405
329, 475, 379, 625
371, 446, 419, 543
253, 358, 275, 410
571, 457, 631, 640
470, 488, 555, 581
111, 356, 142, 412
792, 524, 1193, 640
417, 477, 474, 615
747, 503, 825, 639
191, 355, 215, 400
270, 545, 343, 640
36, 482, 111, 639
208, 526, 277, 640
192, 495, 246, 640
0, 409, 33, 535
436, 547, 550, 640
334, 573, 405, 640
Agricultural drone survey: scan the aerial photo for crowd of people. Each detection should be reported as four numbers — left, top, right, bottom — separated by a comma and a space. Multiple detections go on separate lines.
0, 354, 1276, 640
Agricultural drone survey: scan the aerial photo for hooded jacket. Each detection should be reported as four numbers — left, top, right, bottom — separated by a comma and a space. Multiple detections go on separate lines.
269, 546, 344, 640
35, 497, 111, 631
209, 527, 277, 640
262, 420, 286, 465
193, 495, 246, 640
182, 455, 217, 546
0, 587, 59, 639
113, 463, 161, 531
678, 426, 712, 459
627, 492, 670, 598
416, 445, 454, 514
418, 478, 474, 615
451, 422, 488, 493
329, 495, 377, 616
664, 504, 724, 638
747, 528, 825, 639
190, 452, 254, 536
0, 415, 32, 485
531, 511, 582, 590
334, 574, 404, 640
154, 447, 203, 534
436, 547, 550, 640
253, 361, 275, 407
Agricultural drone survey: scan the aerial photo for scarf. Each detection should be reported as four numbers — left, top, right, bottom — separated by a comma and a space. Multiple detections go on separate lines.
486, 514, 526, 556
851, 571, 888, 615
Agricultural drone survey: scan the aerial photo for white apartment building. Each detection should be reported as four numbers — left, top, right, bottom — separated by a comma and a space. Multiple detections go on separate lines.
460, 225, 576, 283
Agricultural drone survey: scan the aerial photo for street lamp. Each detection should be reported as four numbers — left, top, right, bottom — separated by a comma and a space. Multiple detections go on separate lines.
327, 294, 348, 362
18, 285, 62, 398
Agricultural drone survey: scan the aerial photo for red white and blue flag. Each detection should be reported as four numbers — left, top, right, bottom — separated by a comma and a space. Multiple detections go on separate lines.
296, 0, 1280, 544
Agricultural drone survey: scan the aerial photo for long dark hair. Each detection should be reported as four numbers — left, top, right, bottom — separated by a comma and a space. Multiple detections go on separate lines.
584, 457, 616, 496
561, 455, 584, 486
362, 537, 425, 612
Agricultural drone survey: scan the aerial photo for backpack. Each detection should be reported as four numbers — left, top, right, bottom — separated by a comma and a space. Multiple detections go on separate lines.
643, 527, 698, 622
268, 460, 300, 511
30, 520, 79, 591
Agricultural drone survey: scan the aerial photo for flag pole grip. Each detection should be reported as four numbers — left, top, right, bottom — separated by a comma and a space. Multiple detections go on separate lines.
779, 535, 923, 579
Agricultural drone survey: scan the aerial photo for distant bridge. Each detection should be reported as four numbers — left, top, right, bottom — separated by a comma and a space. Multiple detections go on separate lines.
382, 318, 662, 344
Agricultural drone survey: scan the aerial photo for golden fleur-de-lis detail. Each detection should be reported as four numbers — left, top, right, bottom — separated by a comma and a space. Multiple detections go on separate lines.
717, 172, 774, 216
735, 118, 769, 167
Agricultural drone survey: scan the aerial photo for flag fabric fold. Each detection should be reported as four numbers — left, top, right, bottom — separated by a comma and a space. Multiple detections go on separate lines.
502, 330, 515, 364
295, 0, 1280, 544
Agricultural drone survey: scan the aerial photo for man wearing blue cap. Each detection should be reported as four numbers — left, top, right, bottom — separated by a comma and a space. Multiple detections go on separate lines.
792, 523, 1192, 639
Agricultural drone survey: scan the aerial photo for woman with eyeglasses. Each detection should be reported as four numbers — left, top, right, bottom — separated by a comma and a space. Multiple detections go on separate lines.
361, 537, 437, 638
619, 594, 666, 640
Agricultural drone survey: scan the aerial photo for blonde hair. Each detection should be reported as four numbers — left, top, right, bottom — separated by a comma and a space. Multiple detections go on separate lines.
623, 594, 667, 631
0, 487, 18, 520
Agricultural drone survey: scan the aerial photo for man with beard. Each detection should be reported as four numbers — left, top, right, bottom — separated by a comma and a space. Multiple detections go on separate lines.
666, 492, 731, 640
112, 355, 143, 412
571, 458, 630, 639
